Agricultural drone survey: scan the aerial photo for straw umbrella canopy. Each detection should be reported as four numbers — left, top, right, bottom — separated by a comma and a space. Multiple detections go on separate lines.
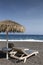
0, 20, 25, 59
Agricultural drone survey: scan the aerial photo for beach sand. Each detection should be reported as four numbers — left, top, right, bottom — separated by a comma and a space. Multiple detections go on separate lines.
0, 41, 43, 65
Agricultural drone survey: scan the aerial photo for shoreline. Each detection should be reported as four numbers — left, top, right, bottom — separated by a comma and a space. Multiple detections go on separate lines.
0, 39, 43, 42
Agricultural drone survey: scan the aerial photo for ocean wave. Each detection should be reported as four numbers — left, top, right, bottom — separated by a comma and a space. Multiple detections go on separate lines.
0, 39, 43, 42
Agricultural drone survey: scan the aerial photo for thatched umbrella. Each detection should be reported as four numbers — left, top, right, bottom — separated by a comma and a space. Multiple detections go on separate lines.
0, 20, 25, 59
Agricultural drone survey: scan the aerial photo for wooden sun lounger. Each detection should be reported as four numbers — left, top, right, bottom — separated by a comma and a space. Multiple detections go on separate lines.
9, 47, 39, 63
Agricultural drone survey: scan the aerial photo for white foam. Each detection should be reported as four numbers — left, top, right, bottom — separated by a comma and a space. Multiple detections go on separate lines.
0, 39, 43, 42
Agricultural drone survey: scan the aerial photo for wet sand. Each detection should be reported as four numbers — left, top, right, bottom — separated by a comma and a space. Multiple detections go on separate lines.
0, 41, 43, 65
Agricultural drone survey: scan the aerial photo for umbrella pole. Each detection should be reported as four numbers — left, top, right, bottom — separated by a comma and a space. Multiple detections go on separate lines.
6, 32, 8, 59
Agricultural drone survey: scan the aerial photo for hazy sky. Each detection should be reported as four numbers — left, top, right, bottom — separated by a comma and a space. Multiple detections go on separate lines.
0, 0, 43, 34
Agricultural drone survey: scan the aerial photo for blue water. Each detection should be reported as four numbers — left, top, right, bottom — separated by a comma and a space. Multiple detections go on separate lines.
0, 34, 43, 40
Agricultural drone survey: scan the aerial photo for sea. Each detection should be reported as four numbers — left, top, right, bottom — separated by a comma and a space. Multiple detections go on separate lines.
0, 34, 43, 42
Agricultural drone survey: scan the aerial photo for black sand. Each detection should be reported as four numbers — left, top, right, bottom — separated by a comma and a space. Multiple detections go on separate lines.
0, 41, 43, 65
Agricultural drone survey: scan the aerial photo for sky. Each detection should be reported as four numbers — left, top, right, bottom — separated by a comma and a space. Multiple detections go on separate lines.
0, 0, 43, 34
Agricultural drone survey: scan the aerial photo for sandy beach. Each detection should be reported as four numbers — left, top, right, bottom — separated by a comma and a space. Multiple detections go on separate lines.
0, 41, 43, 65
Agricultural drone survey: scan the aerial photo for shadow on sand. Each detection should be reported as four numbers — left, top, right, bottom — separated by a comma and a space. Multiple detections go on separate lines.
0, 51, 6, 58
9, 58, 22, 63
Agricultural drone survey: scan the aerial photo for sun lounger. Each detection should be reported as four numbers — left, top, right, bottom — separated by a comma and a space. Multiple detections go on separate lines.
9, 47, 39, 63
